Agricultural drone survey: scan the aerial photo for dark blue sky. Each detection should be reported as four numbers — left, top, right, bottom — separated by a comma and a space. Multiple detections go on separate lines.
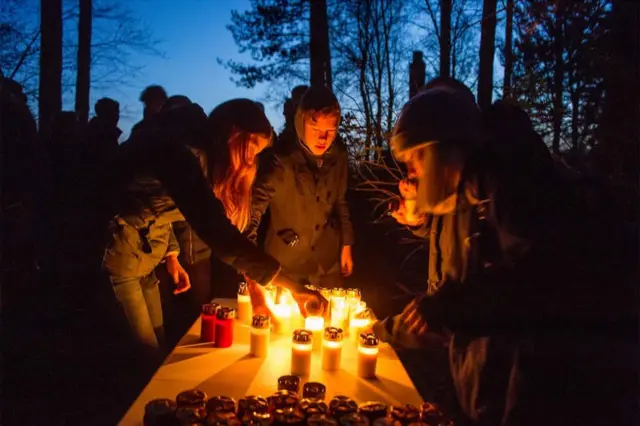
91, 0, 285, 139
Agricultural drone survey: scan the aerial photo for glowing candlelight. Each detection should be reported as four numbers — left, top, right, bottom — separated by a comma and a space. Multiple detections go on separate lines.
291, 329, 312, 376
237, 282, 252, 325
264, 284, 276, 306
322, 327, 343, 371
272, 300, 292, 335
305, 316, 325, 352
357, 333, 379, 378
330, 288, 348, 329
349, 308, 372, 345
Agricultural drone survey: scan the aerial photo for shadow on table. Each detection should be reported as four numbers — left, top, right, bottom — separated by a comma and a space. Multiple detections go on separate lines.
195, 355, 267, 397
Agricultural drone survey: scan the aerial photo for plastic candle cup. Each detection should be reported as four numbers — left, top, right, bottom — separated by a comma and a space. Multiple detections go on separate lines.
330, 288, 348, 329
291, 329, 313, 376
302, 382, 327, 400
277, 375, 301, 394
250, 315, 270, 357
357, 333, 380, 378
322, 327, 344, 371
320, 287, 332, 320
214, 307, 236, 348
200, 303, 220, 343
272, 298, 292, 336
264, 284, 277, 305
349, 308, 372, 347
237, 282, 252, 325
305, 315, 325, 352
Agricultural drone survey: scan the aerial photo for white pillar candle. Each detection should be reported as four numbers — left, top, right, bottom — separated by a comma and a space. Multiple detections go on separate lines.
357, 333, 379, 379
250, 315, 270, 358
264, 284, 277, 306
305, 316, 325, 352
291, 329, 313, 376
330, 288, 347, 329
237, 283, 252, 325
322, 327, 344, 371
349, 308, 372, 346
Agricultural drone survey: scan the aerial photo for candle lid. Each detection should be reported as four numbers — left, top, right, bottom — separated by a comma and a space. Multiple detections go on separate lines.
359, 333, 379, 347
144, 398, 177, 416
324, 327, 344, 341
299, 398, 329, 416
252, 315, 270, 329
292, 329, 312, 344
277, 375, 300, 393
176, 406, 207, 423
390, 405, 420, 422
308, 414, 338, 426
206, 396, 237, 414
238, 396, 269, 417
353, 308, 372, 320
268, 390, 300, 410
302, 382, 327, 400
216, 307, 236, 320
329, 396, 358, 415
339, 412, 370, 426
176, 388, 207, 407
238, 282, 249, 295
331, 288, 346, 298
305, 284, 319, 292
202, 303, 220, 316
206, 411, 242, 426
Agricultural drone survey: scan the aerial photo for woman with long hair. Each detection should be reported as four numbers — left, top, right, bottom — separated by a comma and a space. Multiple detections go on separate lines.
102, 98, 323, 361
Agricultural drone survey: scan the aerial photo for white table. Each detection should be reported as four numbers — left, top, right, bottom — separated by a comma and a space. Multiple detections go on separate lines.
119, 298, 423, 425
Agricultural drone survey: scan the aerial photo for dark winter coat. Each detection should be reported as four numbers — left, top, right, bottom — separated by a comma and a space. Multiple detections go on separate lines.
246, 140, 354, 278
110, 103, 279, 285
86, 116, 122, 160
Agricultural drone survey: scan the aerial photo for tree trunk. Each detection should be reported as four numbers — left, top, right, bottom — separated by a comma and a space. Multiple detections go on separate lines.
477, 0, 497, 110
552, 5, 564, 154
38, 0, 63, 135
503, 0, 513, 100
598, 0, 640, 190
440, 0, 451, 78
409, 51, 426, 98
310, 0, 332, 88
75, 0, 92, 125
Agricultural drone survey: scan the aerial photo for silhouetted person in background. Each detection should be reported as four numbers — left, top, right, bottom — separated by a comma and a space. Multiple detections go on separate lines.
131, 84, 168, 135
277, 85, 308, 151
87, 97, 122, 161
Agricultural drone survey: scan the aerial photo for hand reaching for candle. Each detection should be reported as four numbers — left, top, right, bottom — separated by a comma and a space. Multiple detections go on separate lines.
270, 272, 329, 317
246, 280, 281, 327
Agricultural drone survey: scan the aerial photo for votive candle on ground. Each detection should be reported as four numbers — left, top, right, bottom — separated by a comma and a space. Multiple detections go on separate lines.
250, 315, 270, 357
291, 329, 313, 376
357, 333, 379, 378
214, 307, 236, 348
237, 282, 252, 325
322, 327, 344, 371
200, 303, 219, 343
305, 316, 325, 352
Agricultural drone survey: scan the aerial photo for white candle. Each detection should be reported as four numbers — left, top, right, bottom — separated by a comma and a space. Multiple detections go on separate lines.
250, 315, 270, 358
357, 333, 379, 378
322, 327, 343, 371
291, 330, 312, 376
305, 316, 325, 352
330, 289, 347, 329
237, 285, 252, 325
349, 309, 372, 346
264, 284, 277, 306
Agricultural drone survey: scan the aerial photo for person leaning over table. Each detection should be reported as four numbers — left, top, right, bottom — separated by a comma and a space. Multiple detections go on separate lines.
371, 88, 637, 425
101, 98, 327, 359
245, 86, 354, 289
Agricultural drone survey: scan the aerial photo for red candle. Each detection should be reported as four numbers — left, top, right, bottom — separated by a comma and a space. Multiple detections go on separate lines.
201, 303, 219, 343
214, 307, 236, 348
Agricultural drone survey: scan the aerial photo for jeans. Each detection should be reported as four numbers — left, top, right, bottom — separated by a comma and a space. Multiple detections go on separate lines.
102, 217, 173, 352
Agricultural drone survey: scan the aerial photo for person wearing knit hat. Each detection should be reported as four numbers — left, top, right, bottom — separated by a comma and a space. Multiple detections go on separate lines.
246, 86, 354, 288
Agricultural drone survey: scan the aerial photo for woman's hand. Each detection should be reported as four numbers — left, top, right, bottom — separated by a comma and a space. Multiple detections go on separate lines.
165, 255, 191, 295
271, 273, 329, 317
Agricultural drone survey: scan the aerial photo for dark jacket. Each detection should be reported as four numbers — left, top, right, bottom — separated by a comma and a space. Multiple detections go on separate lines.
86, 116, 122, 160
247, 140, 354, 277
112, 103, 280, 285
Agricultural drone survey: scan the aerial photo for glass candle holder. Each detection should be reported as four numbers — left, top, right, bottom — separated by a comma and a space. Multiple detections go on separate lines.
206, 396, 237, 414
272, 301, 292, 336
358, 401, 389, 424
250, 315, 270, 358
305, 315, 325, 352
357, 333, 379, 379
237, 282, 252, 325
345, 288, 361, 327
215, 307, 236, 348
321, 327, 343, 371
201, 303, 220, 343
291, 329, 312, 376
277, 375, 301, 394
330, 288, 347, 329
349, 308, 372, 346
302, 382, 327, 400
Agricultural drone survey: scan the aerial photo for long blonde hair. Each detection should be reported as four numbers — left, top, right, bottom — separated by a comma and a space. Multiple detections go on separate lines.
206, 99, 273, 231
212, 129, 259, 231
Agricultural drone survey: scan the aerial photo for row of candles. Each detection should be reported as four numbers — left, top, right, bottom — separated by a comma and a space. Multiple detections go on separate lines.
201, 284, 379, 378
